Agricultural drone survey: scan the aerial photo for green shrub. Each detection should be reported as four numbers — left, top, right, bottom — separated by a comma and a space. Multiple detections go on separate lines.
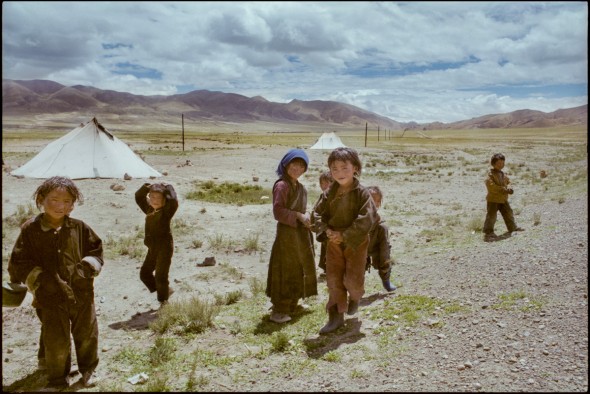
186, 180, 272, 205
150, 296, 220, 335
149, 337, 177, 365
270, 331, 291, 353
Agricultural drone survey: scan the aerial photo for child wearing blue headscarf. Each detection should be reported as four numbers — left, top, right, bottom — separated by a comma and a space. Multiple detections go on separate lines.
266, 149, 318, 323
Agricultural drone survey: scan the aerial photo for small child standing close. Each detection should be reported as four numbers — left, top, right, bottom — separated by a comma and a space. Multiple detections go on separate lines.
266, 149, 318, 324
483, 153, 524, 241
312, 147, 377, 334
135, 182, 179, 305
366, 186, 396, 292
313, 170, 334, 278
8, 176, 104, 389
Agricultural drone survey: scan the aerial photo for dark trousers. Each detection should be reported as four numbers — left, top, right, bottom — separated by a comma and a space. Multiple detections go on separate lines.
483, 201, 517, 234
318, 241, 327, 272
140, 240, 173, 302
367, 255, 392, 281
36, 308, 45, 362
40, 301, 99, 387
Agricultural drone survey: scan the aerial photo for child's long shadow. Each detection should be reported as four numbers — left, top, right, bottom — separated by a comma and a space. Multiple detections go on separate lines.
303, 318, 365, 359
108, 308, 159, 331
359, 291, 395, 307
3, 370, 47, 393
487, 232, 513, 242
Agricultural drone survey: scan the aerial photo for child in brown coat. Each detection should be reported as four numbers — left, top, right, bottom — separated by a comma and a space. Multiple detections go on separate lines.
483, 153, 524, 241
266, 149, 318, 323
312, 147, 377, 334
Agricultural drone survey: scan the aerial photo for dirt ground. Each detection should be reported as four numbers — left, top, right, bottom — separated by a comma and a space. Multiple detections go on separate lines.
2, 130, 588, 392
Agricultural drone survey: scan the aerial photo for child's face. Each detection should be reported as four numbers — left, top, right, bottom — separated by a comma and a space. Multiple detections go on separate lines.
493, 159, 505, 171
319, 179, 331, 192
371, 193, 382, 209
286, 159, 306, 181
41, 188, 74, 223
330, 160, 357, 188
147, 191, 166, 210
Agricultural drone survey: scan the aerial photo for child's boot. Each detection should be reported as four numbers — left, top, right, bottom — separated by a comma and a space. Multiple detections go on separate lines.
319, 305, 344, 334
382, 279, 396, 292
347, 299, 359, 315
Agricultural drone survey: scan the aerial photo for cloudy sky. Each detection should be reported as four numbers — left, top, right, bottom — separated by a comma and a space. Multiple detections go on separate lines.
2, 1, 587, 123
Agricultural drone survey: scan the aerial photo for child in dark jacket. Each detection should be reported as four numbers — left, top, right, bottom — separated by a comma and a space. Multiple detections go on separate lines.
366, 186, 396, 292
312, 147, 377, 334
135, 182, 179, 305
8, 176, 103, 389
313, 170, 334, 278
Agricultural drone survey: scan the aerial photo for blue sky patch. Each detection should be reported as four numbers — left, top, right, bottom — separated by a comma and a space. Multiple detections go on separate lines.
102, 43, 133, 50
461, 83, 588, 98
112, 62, 163, 80
346, 57, 480, 78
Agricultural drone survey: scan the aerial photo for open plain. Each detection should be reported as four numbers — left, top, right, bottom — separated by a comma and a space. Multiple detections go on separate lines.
2, 121, 588, 392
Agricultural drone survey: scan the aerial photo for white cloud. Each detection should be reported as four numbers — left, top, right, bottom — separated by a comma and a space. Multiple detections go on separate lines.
2, 1, 587, 123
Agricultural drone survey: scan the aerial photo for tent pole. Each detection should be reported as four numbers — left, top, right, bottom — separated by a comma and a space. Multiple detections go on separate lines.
182, 114, 185, 151
364, 122, 367, 147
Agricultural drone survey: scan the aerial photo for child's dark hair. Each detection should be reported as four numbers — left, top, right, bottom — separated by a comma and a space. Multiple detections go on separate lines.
491, 153, 505, 165
319, 170, 333, 184
327, 147, 362, 176
149, 183, 167, 194
367, 186, 383, 199
33, 176, 83, 210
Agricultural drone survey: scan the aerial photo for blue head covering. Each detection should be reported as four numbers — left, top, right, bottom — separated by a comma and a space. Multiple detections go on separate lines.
276, 148, 309, 177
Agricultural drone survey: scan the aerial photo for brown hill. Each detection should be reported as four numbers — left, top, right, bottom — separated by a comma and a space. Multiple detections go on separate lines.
420, 105, 587, 130
2, 79, 402, 128
2, 79, 587, 128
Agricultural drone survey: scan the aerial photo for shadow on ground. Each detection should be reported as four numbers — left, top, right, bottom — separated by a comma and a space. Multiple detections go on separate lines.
108, 308, 159, 331
303, 318, 365, 358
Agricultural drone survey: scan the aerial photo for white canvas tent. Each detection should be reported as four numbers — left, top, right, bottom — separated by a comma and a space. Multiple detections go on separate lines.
309, 131, 346, 150
11, 117, 161, 179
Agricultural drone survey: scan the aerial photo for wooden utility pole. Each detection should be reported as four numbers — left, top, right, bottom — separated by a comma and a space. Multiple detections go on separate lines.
181, 114, 185, 151
377, 126, 380, 142
364, 122, 368, 147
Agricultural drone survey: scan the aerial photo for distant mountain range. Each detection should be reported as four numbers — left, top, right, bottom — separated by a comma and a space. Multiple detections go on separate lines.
2, 79, 587, 129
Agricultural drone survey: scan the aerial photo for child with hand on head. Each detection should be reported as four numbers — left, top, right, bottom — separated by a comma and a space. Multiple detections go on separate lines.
313, 170, 334, 278
366, 186, 396, 292
483, 153, 524, 241
266, 149, 318, 324
8, 176, 104, 389
135, 182, 179, 305
312, 147, 377, 334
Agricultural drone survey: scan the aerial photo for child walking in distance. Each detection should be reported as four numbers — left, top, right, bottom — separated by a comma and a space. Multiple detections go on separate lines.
483, 153, 524, 241
266, 149, 318, 324
312, 147, 377, 334
135, 182, 179, 305
366, 186, 396, 292
314, 170, 334, 278
8, 176, 104, 389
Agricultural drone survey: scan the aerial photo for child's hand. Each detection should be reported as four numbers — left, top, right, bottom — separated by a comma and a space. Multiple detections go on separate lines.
297, 212, 311, 228
326, 229, 343, 244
